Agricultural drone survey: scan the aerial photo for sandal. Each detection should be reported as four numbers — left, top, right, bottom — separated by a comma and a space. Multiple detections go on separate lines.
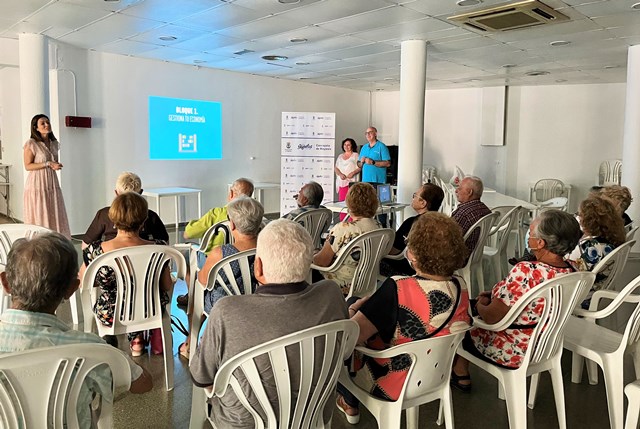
179, 342, 190, 360
336, 395, 360, 424
130, 337, 147, 357
450, 370, 472, 393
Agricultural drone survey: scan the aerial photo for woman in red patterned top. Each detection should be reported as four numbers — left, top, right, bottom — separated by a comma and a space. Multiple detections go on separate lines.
451, 210, 581, 391
335, 213, 472, 424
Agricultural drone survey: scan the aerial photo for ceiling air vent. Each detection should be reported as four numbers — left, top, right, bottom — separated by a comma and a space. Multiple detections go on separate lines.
448, 0, 569, 32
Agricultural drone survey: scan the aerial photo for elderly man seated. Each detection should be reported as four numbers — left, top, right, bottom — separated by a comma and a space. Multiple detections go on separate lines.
178, 177, 255, 306
190, 219, 348, 428
0, 232, 152, 427
82, 171, 168, 247
282, 181, 325, 219
452, 176, 491, 254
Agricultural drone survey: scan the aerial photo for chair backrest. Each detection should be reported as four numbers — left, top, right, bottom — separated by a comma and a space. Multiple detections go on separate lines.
591, 240, 635, 292
439, 182, 458, 216
211, 320, 359, 429
201, 248, 257, 296
0, 343, 130, 429
598, 160, 622, 186
385, 331, 467, 404
0, 224, 52, 264
538, 196, 568, 212
422, 165, 437, 183
82, 245, 186, 333
488, 206, 521, 251
200, 220, 234, 251
337, 229, 394, 299
532, 179, 565, 203
627, 226, 639, 242
518, 272, 595, 367
463, 212, 499, 265
292, 208, 332, 250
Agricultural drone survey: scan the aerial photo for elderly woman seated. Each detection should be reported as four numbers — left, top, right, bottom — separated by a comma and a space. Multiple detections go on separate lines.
335, 213, 472, 423
569, 195, 626, 307
313, 182, 381, 295
81, 192, 172, 356
451, 210, 581, 391
179, 196, 264, 360
598, 185, 634, 226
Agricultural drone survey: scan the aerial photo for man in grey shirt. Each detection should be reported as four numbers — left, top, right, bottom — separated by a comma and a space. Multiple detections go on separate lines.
190, 219, 348, 428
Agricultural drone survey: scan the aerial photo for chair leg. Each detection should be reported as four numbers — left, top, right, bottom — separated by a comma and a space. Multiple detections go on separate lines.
406, 407, 419, 429
602, 363, 624, 429
189, 384, 208, 429
571, 352, 584, 384
504, 376, 527, 429
492, 256, 502, 287
161, 317, 174, 391
69, 290, 82, 326
498, 381, 505, 401
440, 391, 455, 429
475, 265, 485, 294
586, 359, 599, 385
528, 373, 539, 409
550, 366, 568, 429
625, 384, 640, 429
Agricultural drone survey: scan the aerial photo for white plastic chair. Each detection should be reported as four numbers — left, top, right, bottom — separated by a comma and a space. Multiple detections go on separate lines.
422, 165, 437, 183
311, 229, 394, 299
531, 178, 565, 204
0, 343, 131, 429
192, 320, 359, 429
564, 274, 640, 429
456, 212, 499, 297
599, 160, 623, 186
627, 226, 639, 243
0, 224, 52, 316
483, 206, 521, 285
339, 330, 468, 429
457, 272, 596, 429
81, 245, 186, 391
293, 208, 332, 250
625, 380, 640, 429
189, 248, 256, 363
174, 220, 232, 314
588, 240, 636, 293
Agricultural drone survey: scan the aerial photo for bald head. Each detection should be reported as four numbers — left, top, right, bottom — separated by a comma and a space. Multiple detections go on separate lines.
230, 178, 254, 200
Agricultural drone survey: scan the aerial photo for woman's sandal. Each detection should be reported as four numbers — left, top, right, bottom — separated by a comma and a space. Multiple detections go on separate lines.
179, 342, 190, 360
336, 395, 360, 424
130, 337, 147, 357
450, 371, 472, 393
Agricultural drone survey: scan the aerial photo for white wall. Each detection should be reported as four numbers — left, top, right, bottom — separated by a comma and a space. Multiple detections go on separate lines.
0, 39, 370, 234
372, 83, 626, 212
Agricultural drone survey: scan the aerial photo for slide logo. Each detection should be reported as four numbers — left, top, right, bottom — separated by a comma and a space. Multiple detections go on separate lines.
149, 96, 222, 160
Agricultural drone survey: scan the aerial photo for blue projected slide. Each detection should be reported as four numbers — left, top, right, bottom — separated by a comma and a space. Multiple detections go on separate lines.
149, 96, 222, 160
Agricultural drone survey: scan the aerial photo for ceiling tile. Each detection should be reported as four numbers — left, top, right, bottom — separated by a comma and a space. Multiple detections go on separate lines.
402, 0, 517, 17
128, 24, 210, 46
60, 0, 144, 13
58, 14, 163, 49
277, 0, 391, 25
323, 43, 398, 61
351, 17, 462, 43
573, 0, 640, 17
120, 0, 220, 22
98, 39, 159, 55
136, 46, 201, 61
232, 0, 324, 15
319, 6, 426, 34
171, 33, 244, 53
216, 15, 307, 40
4, 0, 60, 22
283, 35, 372, 55
173, 4, 267, 32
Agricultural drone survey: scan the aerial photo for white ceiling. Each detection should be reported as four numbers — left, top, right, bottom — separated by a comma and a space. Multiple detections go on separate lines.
1, 0, 638, 91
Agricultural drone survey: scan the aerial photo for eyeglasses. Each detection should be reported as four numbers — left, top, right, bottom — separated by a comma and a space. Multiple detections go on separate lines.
412, 193, 424, 200
365, 131, 375, 135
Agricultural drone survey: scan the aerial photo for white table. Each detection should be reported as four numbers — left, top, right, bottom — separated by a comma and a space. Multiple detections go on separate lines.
483, 192, 537, 211
227, 182, 280, 205
324, 201, 410, 229
143, 187, 202, 242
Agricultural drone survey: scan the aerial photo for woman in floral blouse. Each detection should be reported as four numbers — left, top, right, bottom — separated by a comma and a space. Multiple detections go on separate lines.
451, 210, 582, 391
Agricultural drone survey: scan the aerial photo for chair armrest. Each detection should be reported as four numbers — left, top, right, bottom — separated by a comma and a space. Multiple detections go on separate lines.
576, 290, 640, 319
354, 345, 406, 359
469, 315, 518, 332
172, 243, 192, 251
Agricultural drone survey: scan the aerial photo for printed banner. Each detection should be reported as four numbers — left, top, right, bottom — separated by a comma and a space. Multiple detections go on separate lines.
280, 112, 335, 215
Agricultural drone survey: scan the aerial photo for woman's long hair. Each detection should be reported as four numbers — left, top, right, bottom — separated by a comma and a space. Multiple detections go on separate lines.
30, 114, 57, 143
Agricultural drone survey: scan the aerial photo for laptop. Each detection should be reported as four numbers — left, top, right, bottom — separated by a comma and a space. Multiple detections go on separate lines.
377, 184, 404, 207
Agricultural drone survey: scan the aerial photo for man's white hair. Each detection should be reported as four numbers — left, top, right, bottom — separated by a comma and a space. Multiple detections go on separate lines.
464, 175, 484, 198
256, 219, 313, 284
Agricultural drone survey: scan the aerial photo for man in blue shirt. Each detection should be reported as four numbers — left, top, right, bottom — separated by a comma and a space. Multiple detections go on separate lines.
358, 126, 391, 183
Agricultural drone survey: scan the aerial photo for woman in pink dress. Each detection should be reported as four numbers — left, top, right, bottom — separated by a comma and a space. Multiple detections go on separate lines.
23, 114, 70, 237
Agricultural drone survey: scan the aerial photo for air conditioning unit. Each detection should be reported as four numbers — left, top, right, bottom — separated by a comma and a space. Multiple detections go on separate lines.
448, 0, 569, 32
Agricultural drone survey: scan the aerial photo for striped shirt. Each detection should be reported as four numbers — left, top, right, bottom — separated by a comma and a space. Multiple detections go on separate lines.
0, 309, 142, 428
